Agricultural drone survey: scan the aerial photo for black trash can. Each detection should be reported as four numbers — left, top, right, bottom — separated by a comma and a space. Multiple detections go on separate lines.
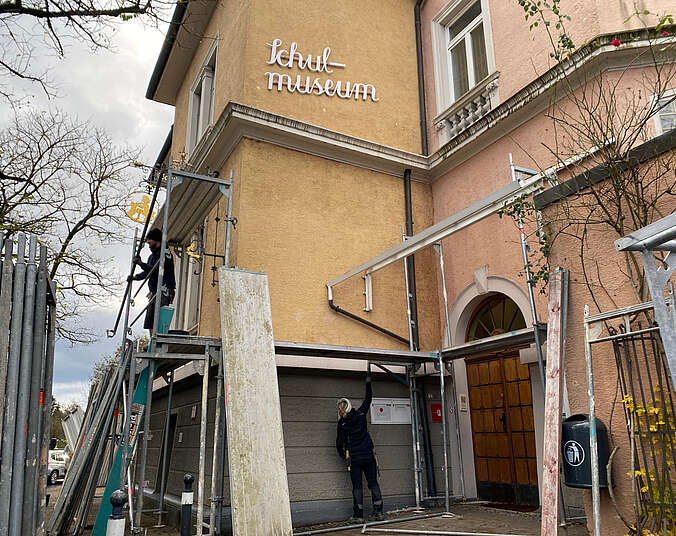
561, 414, 610, 488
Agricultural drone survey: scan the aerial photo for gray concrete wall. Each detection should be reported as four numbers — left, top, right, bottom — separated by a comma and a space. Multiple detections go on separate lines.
146, 367, 452, 526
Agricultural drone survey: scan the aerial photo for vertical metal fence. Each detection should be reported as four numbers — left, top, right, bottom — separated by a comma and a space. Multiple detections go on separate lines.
612, 314, 676, 532
0, 232, 57, 536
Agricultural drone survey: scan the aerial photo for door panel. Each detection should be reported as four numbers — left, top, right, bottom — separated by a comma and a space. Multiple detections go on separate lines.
467, 352, 539, 505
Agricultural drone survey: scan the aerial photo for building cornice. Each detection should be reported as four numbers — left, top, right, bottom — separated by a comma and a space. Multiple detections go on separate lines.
182, 31, 673, 185
190, 102, 432, 181
426, 30, 675, 177
534, 128, 676, 210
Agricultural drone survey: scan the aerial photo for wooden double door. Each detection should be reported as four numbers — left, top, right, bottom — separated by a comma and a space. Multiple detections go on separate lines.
466, 352, 539, 505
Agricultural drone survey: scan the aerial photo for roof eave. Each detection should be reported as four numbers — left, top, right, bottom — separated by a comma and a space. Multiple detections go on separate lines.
145, 1, 189, 101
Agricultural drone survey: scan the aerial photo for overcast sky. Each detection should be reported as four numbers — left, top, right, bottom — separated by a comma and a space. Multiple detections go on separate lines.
3, 17, 175, 406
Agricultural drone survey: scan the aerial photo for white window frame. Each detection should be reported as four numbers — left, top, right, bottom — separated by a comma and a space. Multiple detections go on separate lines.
173, 227, 205, 334
653, 89, 676, 136
186, 37, 218, 155
431, 0, 496, 115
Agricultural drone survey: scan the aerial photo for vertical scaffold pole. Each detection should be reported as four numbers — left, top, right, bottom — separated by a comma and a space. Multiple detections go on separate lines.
134, 359, 155, 529
0, 233, 26, 536
217, 348, 227, 531
156, 368, 174, 528
509, 154, 546, 388
36, 292, 56, 536
120, 382, 135, 531
152, 169, 173, 346
223, 170, 234, 268
584, 304, 601, 536
120, 228, 139, 490
407, 366, 421, 511
25, 246, 48, 535
11, 235, 38, 536
435, 241, 465, 499
136, 168, 173, 529
0, 237, 14, 455
197, 345, 211, 534
403, 250, 423, 509
209, 350, 224, 535
437, 352, 451, 512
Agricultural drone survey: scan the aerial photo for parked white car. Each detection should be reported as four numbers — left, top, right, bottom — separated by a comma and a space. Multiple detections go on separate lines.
48, 450, 69, 485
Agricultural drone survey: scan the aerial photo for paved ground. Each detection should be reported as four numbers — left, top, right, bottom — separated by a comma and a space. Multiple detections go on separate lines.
295, 504, 590, 536
45, 483, 590, 535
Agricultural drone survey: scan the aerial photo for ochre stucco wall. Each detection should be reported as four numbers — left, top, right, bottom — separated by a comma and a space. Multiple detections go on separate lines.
197, 139, 440, 351
170, 0, 252, 158
241, 0, 421, 152
195, 143, 246, 338
170, 0, 422, 157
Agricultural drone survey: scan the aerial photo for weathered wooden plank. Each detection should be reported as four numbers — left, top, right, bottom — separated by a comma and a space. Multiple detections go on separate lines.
540, 268, 567, 536
219, 268, 293, 536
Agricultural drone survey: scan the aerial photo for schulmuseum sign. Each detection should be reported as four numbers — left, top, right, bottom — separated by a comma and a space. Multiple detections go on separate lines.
265, 38, 379, 102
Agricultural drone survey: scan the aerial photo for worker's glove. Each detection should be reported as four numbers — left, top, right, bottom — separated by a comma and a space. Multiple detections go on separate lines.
126, 275, 134, 283
366, 374, 372, 384
133, 255, 142, 265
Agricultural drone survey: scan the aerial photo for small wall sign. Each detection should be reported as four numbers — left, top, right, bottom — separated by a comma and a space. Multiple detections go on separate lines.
563, 440, 585, 467
265, 38, 379, 102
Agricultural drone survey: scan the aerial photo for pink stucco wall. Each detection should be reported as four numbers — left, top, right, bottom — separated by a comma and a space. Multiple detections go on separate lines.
420, 0, 674, 154
429, 52, 674, 531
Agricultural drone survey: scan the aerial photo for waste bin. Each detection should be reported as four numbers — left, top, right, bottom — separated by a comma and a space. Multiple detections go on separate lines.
561, 414, 610, 488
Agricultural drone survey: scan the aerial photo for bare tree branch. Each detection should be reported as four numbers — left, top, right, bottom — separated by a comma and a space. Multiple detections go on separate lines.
1, 109, 144, 342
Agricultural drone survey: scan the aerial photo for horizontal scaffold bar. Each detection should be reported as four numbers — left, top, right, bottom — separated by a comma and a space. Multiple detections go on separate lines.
441, 326, 546, 361
136, 334, 437, 365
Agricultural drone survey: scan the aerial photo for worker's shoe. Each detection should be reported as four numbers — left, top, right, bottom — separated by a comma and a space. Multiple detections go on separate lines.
347, 516, 364, 524
372, 493, 384, 521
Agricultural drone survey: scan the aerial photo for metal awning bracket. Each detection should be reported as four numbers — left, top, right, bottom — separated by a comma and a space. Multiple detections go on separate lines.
363, 273, 373, 312
218, 183, 231, 197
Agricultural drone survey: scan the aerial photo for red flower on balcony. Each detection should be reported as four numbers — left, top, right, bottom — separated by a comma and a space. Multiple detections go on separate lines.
663, 31, 669, 36
611, 39, 621, 47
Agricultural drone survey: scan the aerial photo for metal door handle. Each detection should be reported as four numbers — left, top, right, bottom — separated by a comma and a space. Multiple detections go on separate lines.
499, 412, 506, 432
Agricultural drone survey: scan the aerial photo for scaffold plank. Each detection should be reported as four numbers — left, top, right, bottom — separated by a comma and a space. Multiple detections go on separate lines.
218, 268, 292, 536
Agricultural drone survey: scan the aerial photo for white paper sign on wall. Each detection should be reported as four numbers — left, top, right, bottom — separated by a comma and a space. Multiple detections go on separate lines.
370, 398, 411, 425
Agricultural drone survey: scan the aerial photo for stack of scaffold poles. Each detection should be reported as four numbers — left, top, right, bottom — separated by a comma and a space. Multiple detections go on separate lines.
0, 233, 57, 536
47, 346, 132, 535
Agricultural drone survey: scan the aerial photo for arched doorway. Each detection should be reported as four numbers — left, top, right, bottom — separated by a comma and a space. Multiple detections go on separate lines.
464, 294, 539, 505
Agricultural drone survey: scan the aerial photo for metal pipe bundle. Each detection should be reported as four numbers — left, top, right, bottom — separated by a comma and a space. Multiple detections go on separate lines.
0, 234, 57, 536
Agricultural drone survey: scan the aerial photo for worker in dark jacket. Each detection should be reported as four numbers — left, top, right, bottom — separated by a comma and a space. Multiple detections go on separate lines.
128, 228, 176, 336
336, 374, 384, 522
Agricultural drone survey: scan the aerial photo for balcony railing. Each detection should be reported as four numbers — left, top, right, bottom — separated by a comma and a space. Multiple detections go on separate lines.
434, 71, 500, 144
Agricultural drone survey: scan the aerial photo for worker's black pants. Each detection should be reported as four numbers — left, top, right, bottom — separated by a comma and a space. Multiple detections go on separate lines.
349, 458, 382, 518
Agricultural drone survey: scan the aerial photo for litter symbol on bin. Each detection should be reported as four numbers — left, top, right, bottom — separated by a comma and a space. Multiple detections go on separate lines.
564, 440, 585, 467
